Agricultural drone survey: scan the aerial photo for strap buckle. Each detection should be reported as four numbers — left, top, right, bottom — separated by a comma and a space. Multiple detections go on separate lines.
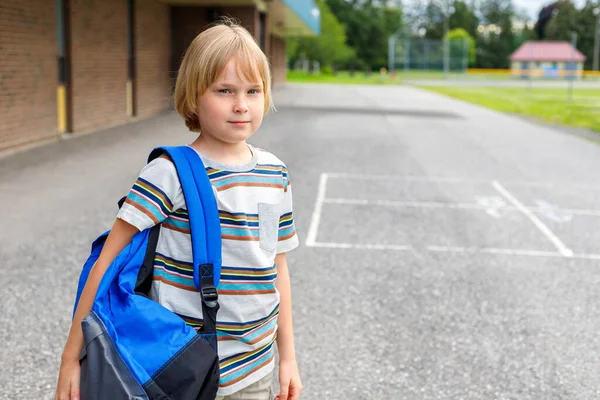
201, 285, 218, 303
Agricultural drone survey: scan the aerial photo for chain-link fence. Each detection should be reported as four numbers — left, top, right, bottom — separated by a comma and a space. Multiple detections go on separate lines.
388, 36, 470, 74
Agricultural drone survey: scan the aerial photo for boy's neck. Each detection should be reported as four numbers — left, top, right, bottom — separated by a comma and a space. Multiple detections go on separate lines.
190, 135, 252, 166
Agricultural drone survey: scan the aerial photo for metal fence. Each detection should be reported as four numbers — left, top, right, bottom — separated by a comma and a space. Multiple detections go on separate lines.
388, 36, 470, 74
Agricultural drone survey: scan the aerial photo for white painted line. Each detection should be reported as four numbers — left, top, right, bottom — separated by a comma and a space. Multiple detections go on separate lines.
324, 198, 600, 217
308, 242, 600, 259
306, 241, 412, 251
572, 253, 600, 260
428, 246, 600, 260
427, 245, 562, 258
325, 172, 600, 191
307, 241, 600, 260
502, 182, 600, 191
326, 173, 479, 183
492, 180, 574, 257
542, 208, 600, 217
305, 173, 328, 247
324, 198, 477, 209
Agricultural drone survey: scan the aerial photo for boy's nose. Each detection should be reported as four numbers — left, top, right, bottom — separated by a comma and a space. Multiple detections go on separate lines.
234, 98, 249, 113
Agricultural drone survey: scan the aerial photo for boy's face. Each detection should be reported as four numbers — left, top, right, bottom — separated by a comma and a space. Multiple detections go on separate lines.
197, 56, 265, 144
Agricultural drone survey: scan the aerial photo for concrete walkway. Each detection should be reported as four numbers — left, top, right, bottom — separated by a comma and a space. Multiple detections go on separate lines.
2, 84, 600, 399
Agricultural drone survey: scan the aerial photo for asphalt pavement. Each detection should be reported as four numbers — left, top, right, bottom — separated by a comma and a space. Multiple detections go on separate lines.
2, 83, 600, 399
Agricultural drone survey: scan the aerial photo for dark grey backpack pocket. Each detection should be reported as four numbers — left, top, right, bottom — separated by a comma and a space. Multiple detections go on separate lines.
79, 311, 147, 400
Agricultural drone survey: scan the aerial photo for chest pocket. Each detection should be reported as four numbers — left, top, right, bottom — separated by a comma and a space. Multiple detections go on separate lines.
258, 202, 279, 253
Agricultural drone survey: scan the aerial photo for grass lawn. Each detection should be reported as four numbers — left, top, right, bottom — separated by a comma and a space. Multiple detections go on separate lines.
286, 70, 516, 84
421, 86, 600, 133
286, 70, 600, 133
287, 70, 402, 85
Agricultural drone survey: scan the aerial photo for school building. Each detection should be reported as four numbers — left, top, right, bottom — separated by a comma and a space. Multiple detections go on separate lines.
0, 0, 320, 152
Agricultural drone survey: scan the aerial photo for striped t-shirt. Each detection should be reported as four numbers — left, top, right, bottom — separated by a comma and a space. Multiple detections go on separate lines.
116, 144, 299, 396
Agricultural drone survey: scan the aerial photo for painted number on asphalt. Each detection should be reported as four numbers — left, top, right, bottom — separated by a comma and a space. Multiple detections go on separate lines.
475, 196, 507, 218
534, 199, 572, 223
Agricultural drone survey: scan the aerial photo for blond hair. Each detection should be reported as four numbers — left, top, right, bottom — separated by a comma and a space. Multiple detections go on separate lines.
174, 19, 273, 132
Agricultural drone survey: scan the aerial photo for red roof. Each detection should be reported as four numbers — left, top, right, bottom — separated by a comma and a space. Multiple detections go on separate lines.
510, 41, 586, 62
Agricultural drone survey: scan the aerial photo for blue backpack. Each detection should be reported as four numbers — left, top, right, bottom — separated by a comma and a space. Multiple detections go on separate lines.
73, 146, 222, 400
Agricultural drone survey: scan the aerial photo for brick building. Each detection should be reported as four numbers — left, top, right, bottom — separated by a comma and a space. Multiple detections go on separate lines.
0, 0, 320, 152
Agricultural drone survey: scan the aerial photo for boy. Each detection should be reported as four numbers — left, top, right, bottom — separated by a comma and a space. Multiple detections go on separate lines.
55, 20, 302, 400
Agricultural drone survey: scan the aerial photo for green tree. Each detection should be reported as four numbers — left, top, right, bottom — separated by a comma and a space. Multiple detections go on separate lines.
542, 0, 595, 68
576, 1, 600, 70
544, 0, 579, 40
446, 28, 476, 64
326, 0, 402, 68
513, 23, 537, 48
286, 0, 355, 70
512, 6, 536, 48
449, 0, 479, 39
403, 0, 429, 37
476, 0, 517, 68
423, 0, 445, 39
421, 0, 478, 39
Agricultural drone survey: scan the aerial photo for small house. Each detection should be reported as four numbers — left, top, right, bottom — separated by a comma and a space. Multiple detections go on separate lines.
509, 41, 586, 79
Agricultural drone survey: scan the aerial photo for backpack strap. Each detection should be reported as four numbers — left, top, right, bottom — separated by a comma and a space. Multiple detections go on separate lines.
178, 146, 222, 286
147, 145, 222, 350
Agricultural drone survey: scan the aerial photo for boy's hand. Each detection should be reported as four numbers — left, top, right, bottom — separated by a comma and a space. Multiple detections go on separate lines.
276, 358, 302, 400
55, 357, 80, 400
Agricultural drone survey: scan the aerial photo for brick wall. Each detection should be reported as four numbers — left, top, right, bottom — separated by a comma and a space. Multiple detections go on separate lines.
0, 0, 57, 151
135, 0, 171, 118
0, 2, 284, 153
70, 0, 127, 133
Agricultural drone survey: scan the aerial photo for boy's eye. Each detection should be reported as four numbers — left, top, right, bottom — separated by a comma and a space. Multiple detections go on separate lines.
218, 89, 231, 94
248, 89, 261, 94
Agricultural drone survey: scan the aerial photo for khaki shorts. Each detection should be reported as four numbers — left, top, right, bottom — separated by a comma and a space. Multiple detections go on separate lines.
215, 372, 275, 400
